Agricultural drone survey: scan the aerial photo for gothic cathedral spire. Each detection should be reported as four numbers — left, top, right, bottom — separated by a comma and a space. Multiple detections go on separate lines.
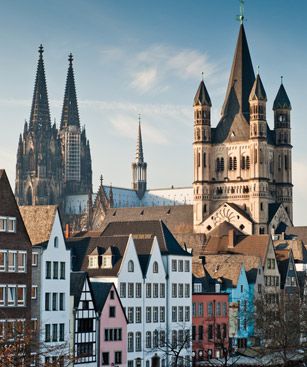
132, 116, 147, 199
29, 45, 51, 131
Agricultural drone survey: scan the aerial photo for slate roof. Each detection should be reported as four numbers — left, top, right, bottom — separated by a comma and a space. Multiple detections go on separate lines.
194, 80, 212, 107
19, 205, 57, 246
91, 282, 113, 314
285, 226, 307, 248
274, 235, 307, 263
102, 205, 193, 235
249, 74, 267, 101
273, 83, 291, 110
268, 203, 281, 223
70, 271, 87, 308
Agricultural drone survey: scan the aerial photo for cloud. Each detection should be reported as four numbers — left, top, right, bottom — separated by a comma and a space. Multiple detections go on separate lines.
130, 67, 158, 92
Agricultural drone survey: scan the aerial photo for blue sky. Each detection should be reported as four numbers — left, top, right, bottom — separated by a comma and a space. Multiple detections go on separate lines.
0, 0, 306, 224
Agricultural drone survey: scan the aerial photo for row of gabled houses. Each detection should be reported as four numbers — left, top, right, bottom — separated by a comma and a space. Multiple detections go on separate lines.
0, 169, 193, 367
1, 166, 307, 367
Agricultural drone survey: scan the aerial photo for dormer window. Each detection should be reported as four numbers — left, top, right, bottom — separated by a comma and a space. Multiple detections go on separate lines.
102, 256, 112, 269
193, 283, 202, 293
0, 217, 16, 233
54, 236, 59, 248
128, 260, 134, 272
153, 261, 158, 273
88, 256, 99, 269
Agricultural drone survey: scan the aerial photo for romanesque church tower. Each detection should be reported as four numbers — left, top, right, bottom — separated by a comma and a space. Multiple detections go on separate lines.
15, 47, 92, 207
15, 46, 62, 205
193, 24, 293, 235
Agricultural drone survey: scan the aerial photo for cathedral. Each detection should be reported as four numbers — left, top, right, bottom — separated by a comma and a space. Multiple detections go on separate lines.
193, 24, 293, 235
15, 46, 92, 207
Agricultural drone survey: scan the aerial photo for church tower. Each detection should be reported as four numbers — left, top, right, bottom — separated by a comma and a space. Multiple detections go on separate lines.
15, 45, 62, 206
60, 53, 92, 196
192, 20, 293, 235
273, 79, 293, 221
132, 117, 147, 199
193, 78, 212, 225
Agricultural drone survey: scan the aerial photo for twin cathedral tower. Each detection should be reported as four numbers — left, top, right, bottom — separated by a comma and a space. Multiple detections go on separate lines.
15, 22, 294, 236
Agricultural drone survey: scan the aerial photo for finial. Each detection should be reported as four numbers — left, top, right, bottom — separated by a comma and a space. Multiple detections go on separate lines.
100, 174, 103, 186
68, 53, 73, 66
201, 71, 204, 81
257, 65, 260, 75
38, 44, 44, 57
281, 76, 283, 85
138, 114, 141, 125
236, 0, 245, 24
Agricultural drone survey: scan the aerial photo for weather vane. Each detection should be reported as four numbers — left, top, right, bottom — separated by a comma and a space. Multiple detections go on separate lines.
236, 0, 245, 24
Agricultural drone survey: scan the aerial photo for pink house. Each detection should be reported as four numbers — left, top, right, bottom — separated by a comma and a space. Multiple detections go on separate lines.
91, 282, 128, 367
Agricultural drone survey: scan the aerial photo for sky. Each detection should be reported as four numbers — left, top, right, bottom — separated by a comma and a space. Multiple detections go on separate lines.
0, 0, 306, 225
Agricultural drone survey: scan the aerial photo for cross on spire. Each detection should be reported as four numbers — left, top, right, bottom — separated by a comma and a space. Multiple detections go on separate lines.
237, 0, 245, 24
201, 71, 204, 81
38, 44, 44, 57
100, 174, 103, 186
281, 75, 283, 84
68, 53, 73, 66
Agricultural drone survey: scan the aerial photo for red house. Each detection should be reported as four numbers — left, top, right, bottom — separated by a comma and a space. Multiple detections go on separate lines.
192, 260, 229, 364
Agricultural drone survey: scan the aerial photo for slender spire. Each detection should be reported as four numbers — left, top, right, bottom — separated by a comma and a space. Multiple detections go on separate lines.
135, 115, 144, 163
193, 77, 212, 107
29, 44, 51, 129
221, 24, 255, 120
60, 53, 80, 129
249, 73, 267, 101
273, 80, 291, 110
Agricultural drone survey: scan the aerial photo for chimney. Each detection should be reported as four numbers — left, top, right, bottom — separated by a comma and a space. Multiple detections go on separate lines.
65, 223, 70, 239
228, 229, 235, 248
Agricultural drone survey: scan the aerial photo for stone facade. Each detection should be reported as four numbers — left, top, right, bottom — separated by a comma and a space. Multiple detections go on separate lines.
193, 25, 293, 235
15, 46, 92, 208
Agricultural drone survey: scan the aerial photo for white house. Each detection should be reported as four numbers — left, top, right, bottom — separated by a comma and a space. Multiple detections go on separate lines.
68, 220, 192, 367
20, 206, 71, 366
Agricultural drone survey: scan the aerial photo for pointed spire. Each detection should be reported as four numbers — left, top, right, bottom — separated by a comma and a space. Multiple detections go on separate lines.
60, 53, 80, 129
221, 24, 255, 120
273, 79, 291, 110
249, 73, 267, 101
29, 44, 51, 129
193, 77, 212, 107
135, 115, 144, 163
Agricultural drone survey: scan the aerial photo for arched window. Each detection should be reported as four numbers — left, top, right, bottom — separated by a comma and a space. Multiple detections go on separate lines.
241, 156, 246, 170
153, 261, 158, 273
146, 331, 152, 348
284, 155, 288, 170
233, 157, 237, 170
220, 157, 225, 171
128, 332, 134, 352
128, 260, 134, 272
54, 236, 59, 248
246, 156, 250, 169
229, 157, 233, 171
153, 330, 159, 348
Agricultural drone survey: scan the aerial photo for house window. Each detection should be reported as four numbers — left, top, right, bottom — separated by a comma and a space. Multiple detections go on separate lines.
128, 260, 134, 272
115, 351, 122, 364
59, 293, 65, 311
31, 285, 37, 300
0, 286, 5, 306
7, 217, 16, 233
8, 285, 16, 306
208, 302, 213, 317
146, 307, 152, 323
185, 260, 190, 272
45, 293, 50, 311
128, 332, 134, 352
153, 261, 158, 273
172, 259, 177, 272
172, 283, 177, 298
146, 283, 152, 298
178, 260, 183, 272
172, 306, 177, 322
110, 290, 114, 299
198, 303, 204, 317
54, 236, 59, 248
53, 262, 58, 279
146, 331, 151, 348
45, 324, 51, 342
18, 252, 26, 272
208, 324, 213, 340
32, 253, 38, 267
101, 352, 109, 366
0, 217, 6, 232
136, 307, 142, 323
178, 306, 184, 322
46, 261, 51, 279
153, 283, 158, 298
120, 283, 126, 298
60, 262, 65, 279
160, 330, 166, 346
160, 283, 165, 298
222, 302, 227, 316
0, 251, 6, 271
128, 283, 134, 298
198, 325, 204, 340
178, 283, 183, 298
102, 255, 112, 268
153, 329, 159, 348
194, 283, 202, 293
52, 293, 57, 311
153, 306, 158, 322
136, 283, 142, 298
88, 256, 98, 269
135, 332, 142, 352
52, 324, 58, 342
185, 283, 190, 298
160, 307, 165, 322
128, 307, 134, 323
109, 306, 116, 317
185, 306, 190, 322
172, 330, 177, 348
8, 251, 16, 272
59, 324, 64, 341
